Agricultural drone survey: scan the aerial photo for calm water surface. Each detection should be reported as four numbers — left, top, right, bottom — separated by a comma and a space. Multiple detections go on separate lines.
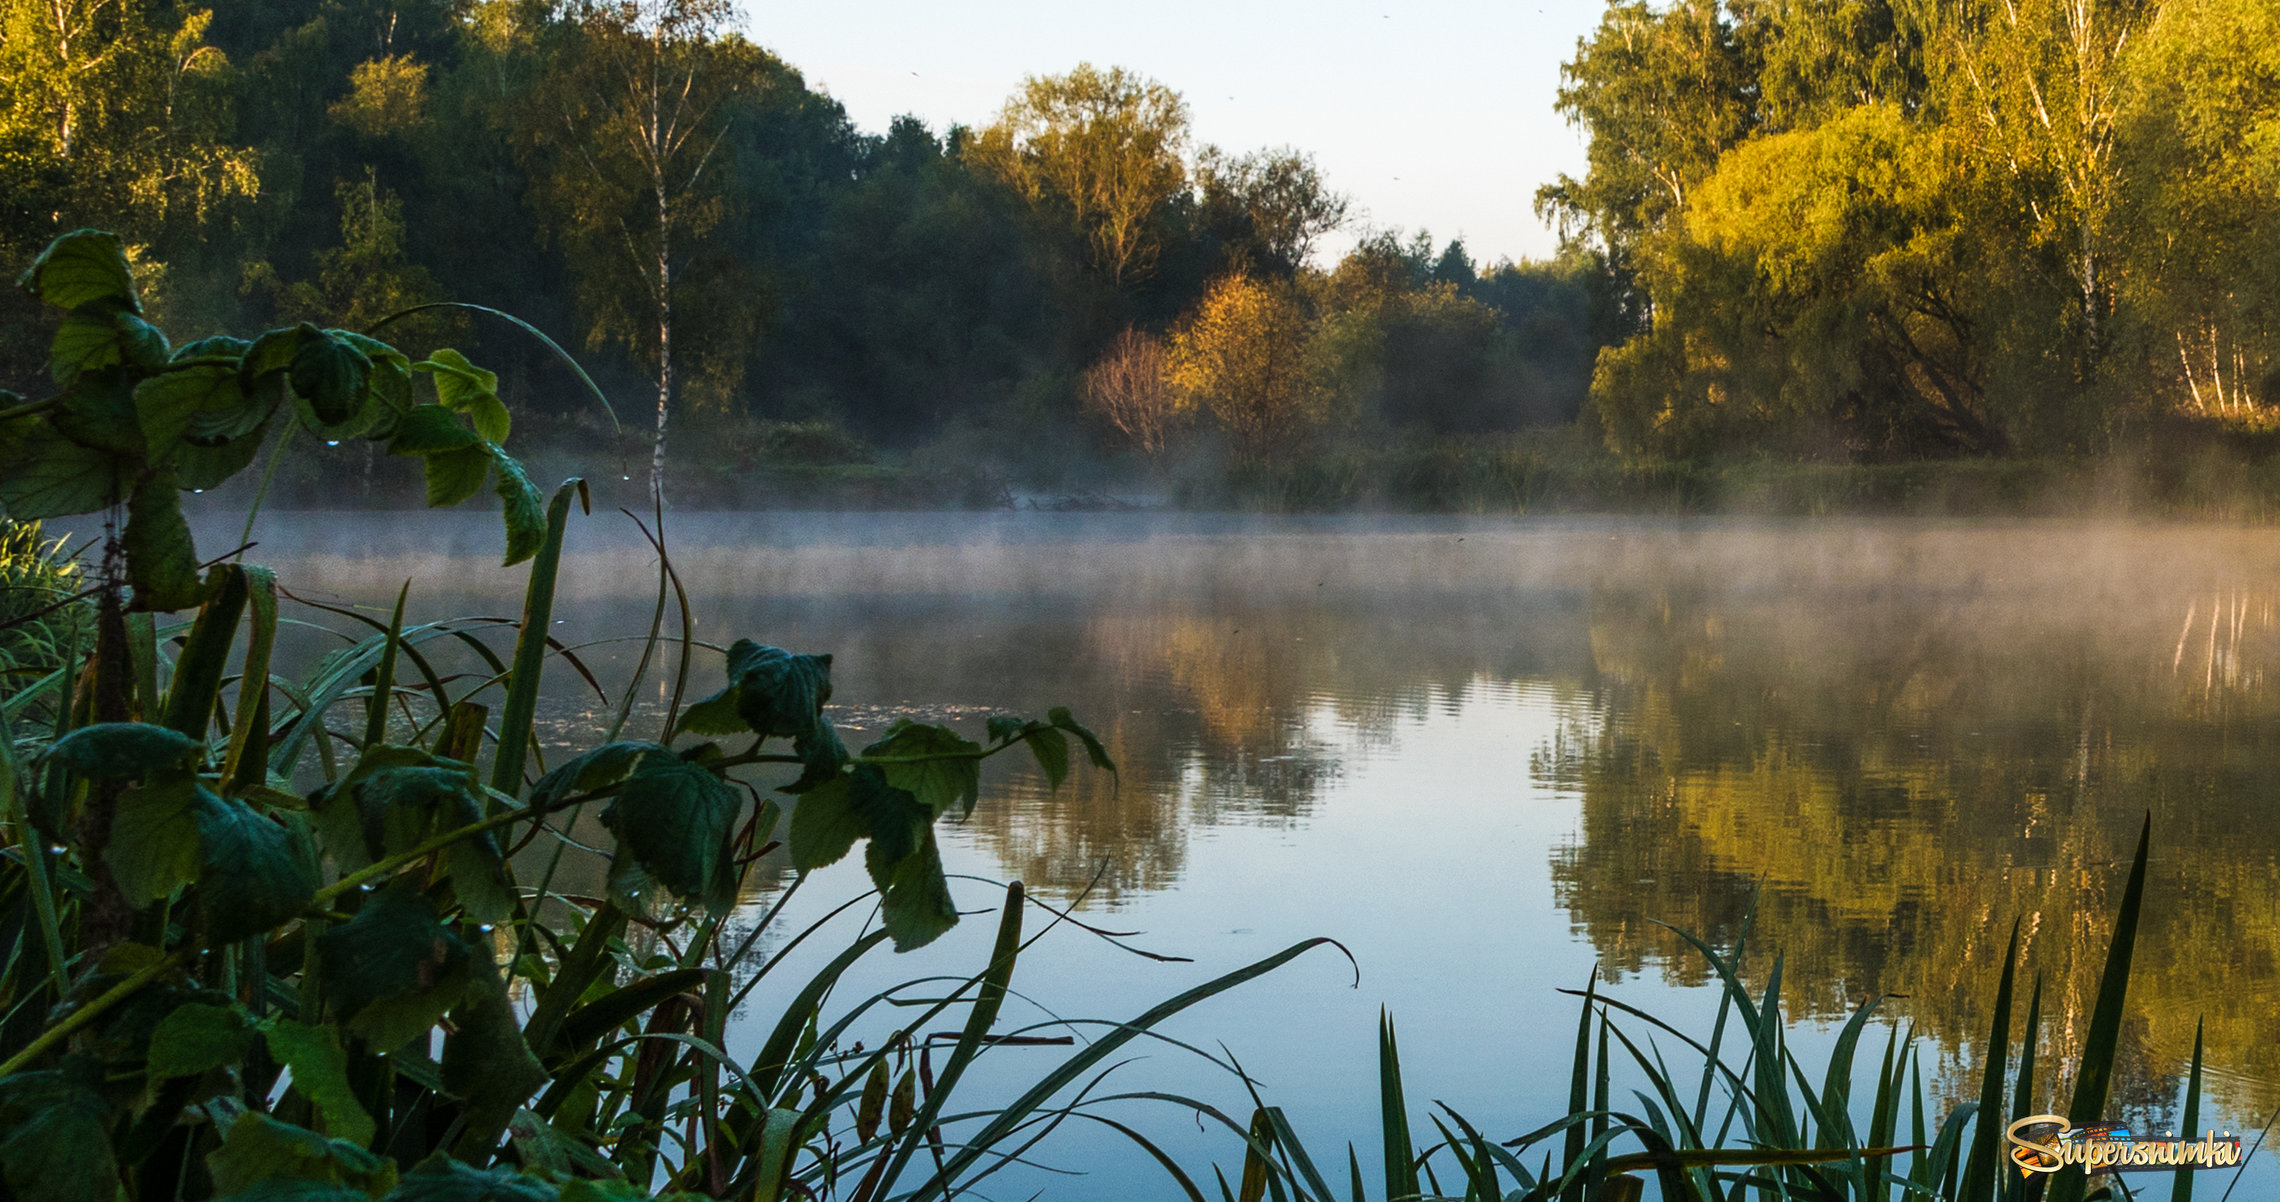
208, 508, 2280, 1197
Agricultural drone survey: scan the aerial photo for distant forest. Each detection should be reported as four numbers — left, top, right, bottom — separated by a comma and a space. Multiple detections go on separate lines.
4, 0, 2278, 509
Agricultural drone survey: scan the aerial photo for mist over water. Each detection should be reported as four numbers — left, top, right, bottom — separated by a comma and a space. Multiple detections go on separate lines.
206, 506, 2280, 1196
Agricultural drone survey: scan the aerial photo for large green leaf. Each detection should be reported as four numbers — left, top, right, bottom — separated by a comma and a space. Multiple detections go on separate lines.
195, 793, 320, 946
490, 449, 544, 567
118, 312, 168, 367
387, 405, 480, 455
45, 721, 201, 779
872, 830, 957, 952
0, 418, 120, 518
261, 1021, 376, 1148
414, 349, 508, 444
206, 1111, 397, 1198
786, 772, 864, 870
108, 776, 205, 908
146, 1001, 256, 1080
238, 327, 302, 391
862, 720, 982, 818
423, 445, 489, 508
18, 229, 137, 312
136, 363, 243, 449
0, 1066, 118, 1202
290, 326, 373, 425
49, 307, 125, 383
314, 878, 472, 1051
175, 418, 272, 491
599, 749, 741, 910
697, 641, 835, 741
50, 368, 144, 456
126, 468, 206, 611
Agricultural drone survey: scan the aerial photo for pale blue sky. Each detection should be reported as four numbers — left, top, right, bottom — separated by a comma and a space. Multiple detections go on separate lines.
743, 0, 1609, 265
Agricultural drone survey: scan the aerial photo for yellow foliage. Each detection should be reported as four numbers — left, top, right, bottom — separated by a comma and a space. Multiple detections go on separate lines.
1166, 274, 1326, 463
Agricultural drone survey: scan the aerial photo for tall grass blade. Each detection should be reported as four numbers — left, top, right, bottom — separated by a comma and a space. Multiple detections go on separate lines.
220, 566, 277, 789
490, 480, 579, 794
363, 580, 409, 750
1565, 968, 1597, 1202
2047, 813, 2150, 1202
161, 565, 249, 739
1961, 920, 2021, 1202
0, 705, 67, 993
1381, 1009, 1420, 1202
2175, 1017, 2204, 1202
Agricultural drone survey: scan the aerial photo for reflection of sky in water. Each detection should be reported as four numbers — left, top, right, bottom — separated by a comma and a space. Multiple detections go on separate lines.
199, 507, 2280, 1198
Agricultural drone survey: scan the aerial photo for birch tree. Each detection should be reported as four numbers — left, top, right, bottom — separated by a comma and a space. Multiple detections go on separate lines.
520, 0, 758, 504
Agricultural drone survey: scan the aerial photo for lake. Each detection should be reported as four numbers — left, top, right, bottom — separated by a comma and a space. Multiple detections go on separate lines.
210, 508, 2280, 1197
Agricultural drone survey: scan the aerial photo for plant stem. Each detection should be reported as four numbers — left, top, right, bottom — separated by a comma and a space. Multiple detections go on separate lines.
0, 950, 186, 1078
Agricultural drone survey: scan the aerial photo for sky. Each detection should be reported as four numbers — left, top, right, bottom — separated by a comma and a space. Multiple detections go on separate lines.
742, 0, 1611, 267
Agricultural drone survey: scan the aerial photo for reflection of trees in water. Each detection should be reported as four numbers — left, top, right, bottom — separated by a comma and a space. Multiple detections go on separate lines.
1547, 582, 2280, 1123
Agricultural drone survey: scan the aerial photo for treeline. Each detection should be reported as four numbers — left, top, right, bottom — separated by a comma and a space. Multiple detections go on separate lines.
1546, 0, 2280, 460
0, 0, 1603, 504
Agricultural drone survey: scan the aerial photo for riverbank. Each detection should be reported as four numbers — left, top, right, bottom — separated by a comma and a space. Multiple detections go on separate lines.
221, 409, 2280, 520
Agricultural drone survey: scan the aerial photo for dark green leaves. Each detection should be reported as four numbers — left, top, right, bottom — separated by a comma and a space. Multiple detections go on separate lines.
125, 469, 206, 610
195, 793, 320, 946
311, 750, 508, 923
0, 420, 115, 518
45, 722, 200, 779
289, 327, 373, 426
730, 642, 834, 737
261, 1020, 376, 1147
789, 765, 952, 951
108, 777, 205, 909
599, 748, 741, 911
314, 879, 473, 1051
145, 1002, 256, 1081
863, 721, 981, 818
135, 363, 243, 449
0, 1068, 118, 1202
207, 1111, 397, 1199
18, 229, 137, 313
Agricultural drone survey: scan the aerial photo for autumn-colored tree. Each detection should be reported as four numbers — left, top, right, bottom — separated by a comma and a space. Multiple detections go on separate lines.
1083, 327, 1178, 460
969, 63, 1189, 288
1167, 274, 1323, 462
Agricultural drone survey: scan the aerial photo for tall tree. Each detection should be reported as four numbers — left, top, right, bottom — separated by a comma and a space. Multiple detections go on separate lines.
969, 63, 1190, 289
1536, 0, 1762, 278
1193, 146, 1349, 276
517, 0, 760, 503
